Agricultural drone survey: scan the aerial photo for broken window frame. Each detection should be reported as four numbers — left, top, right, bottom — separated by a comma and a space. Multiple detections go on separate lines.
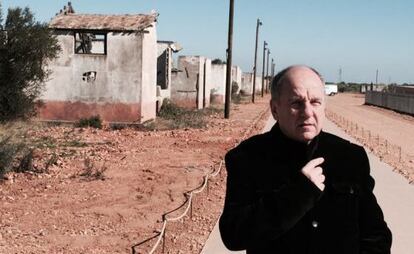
74, 31, 107, 55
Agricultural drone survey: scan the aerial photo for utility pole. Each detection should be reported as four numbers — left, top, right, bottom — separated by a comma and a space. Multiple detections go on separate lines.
338, 67, 342, 83
376, 69, 379, 85
252, 18, 262, 103
224, 0, 234, 119
271, 58, 275, 77
266, 48, 270, 94
261, 41, 268, 97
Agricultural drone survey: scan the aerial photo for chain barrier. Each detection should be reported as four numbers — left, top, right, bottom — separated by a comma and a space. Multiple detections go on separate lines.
326, 110, 414, 183
131, 106, 270, 254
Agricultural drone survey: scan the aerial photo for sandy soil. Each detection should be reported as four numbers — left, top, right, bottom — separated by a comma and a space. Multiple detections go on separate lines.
1, 92, 411, 254
326, 93, 414, 182
0, 96, 271, 254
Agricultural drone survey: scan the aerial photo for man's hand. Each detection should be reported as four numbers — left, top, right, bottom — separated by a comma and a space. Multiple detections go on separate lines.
301, 157, 325, 191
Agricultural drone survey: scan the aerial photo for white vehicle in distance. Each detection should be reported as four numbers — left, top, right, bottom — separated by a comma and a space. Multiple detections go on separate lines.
325, 84, 338, 96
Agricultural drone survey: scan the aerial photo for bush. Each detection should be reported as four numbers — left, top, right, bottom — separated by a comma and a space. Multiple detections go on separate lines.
77, 115, 102, 129
0, 135, 30, 178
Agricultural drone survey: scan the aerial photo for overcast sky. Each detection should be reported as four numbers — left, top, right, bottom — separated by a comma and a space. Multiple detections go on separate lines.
2, 0, 414, 84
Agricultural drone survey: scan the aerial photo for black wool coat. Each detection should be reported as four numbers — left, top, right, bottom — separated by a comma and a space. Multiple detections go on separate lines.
219, 123, 392, 254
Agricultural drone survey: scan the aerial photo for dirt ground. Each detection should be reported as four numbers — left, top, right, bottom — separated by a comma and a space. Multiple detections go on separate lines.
0, 96, 270, 254
326, 93, 414, 183
1, 92, 412, 254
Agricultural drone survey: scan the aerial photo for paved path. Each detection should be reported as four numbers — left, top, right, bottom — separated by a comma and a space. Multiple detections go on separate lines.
201, 116, 414, 254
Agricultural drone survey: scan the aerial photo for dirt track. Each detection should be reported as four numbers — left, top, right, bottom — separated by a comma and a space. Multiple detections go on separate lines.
1, 92, 412, 254
326, 93, 414, 182
0, 96, 270, 254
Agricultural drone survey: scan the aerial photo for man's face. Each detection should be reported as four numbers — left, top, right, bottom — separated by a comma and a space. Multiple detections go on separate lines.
270, 67, 325, 143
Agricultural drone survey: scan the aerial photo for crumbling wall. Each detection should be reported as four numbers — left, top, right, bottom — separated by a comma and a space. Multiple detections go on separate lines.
231, 66, 242, 94
241, 72, 253, 95
210, 64, 226, 104
171, 56, 211, 109
255, 75, 263, 94
140, 24, 157, 122
40, 25, 157, 123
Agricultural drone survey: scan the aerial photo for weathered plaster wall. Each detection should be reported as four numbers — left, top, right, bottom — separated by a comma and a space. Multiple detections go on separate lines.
231, 66, 242, 94
210, 64, 226, 104
140, 24, 157, 122
171, 56, 211, 109
203, 58, 212, 108
156, 42, 172, 100
241, 72, 253, 95
40, 25, 157, 123
255, 76, 263, 94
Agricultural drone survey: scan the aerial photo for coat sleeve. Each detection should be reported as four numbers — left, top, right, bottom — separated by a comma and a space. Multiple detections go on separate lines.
357, 146, 392, 254
219, 146, 322, 251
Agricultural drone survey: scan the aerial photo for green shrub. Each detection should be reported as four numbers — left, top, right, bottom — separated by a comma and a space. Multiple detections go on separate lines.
77, 115, 102, 129
0, 135, 29, 178
0, 6, 60, 121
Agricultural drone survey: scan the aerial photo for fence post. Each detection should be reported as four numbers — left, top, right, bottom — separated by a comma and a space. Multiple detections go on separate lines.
385, 139, 388, 153
399, 146, 402, 162
162, 225, 166, 253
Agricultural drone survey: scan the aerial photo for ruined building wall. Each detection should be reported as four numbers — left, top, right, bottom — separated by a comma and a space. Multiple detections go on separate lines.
171, 56, 211, 109
210, 64, 226, 104
241, 72, 254, 95
140, 25, 157, 122
40, 26, 157, 123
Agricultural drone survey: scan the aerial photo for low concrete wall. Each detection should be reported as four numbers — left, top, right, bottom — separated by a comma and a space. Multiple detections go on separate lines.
365, 91, 414, 115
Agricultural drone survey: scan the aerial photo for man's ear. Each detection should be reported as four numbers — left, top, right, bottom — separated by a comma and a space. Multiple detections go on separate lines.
270, 99, 278, 120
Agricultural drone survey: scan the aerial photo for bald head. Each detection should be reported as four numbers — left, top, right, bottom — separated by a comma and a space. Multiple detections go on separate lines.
269, 65, 326, 142
270, 65, 325, 102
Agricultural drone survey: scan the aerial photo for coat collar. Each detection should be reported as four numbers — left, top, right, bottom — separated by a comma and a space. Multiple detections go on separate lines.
269, 123, 321, 162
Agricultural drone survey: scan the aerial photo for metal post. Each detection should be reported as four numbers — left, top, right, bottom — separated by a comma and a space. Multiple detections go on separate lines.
266, 48, 270, 94
224, 0, 234, 119
261, 41, 267, 97
252, 18, 262, 103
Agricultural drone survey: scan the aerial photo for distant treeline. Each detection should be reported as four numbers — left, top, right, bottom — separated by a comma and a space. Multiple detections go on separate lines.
325, 81, 414, 93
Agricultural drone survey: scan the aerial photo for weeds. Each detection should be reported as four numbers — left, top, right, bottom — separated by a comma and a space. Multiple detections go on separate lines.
231, 93, 250, 104
76, 115, 102, 129
79, 158, 107, 181
0, 135, 32, 178
33, 136, 57, 149
156, 99, 223, 129
43, 153, 58, 172
61, 139, 87, 147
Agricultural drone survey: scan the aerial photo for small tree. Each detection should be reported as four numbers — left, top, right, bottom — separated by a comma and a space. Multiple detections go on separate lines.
0, 6, 60, 121
212, 58, 226, 65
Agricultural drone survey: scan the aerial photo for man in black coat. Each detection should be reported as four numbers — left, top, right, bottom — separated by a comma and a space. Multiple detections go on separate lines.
219, 65, 392, 253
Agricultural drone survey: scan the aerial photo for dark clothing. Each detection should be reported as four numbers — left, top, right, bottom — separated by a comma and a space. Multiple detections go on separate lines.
219, 124, 392, 254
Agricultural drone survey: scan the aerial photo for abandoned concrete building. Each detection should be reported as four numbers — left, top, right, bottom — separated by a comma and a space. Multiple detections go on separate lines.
40, 11, 158, 123
156, 40, 182, 110
171, 56, 212, 109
